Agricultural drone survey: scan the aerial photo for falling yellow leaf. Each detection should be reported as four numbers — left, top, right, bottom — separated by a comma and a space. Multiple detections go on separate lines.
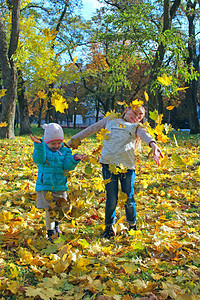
74, 97, 79, 102
166, 106, 174, 110
157, 133, 169, 143
157, 74, 172, 86
149, 110, 158, 121
51, 92, 68, 113
105, 110, 120, 120
73, 56, 78, 64
174, 86, 189, 92
119, 123, 125, 128
117, 100, 127, 106
130, 99, 143, 110
144, 91, 149, 102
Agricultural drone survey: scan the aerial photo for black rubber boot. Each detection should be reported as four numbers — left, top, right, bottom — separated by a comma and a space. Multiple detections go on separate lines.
47, 229, 56, 243
55, 221, 62, 237
101, 225, 116, 239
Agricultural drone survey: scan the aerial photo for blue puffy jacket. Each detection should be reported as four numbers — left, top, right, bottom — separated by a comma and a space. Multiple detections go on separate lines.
33, 141, 80, 192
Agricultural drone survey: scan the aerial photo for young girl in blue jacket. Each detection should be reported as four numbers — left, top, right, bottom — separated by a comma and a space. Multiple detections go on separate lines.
30, 123, 88, 242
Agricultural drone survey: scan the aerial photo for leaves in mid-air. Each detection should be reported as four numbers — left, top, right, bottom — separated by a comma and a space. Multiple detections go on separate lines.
157, 74, 172, 86
130, 99, 144, 110
51, 92, 68, 113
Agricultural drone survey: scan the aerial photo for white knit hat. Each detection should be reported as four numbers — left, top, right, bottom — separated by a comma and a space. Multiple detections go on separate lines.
42, 123, 64, 144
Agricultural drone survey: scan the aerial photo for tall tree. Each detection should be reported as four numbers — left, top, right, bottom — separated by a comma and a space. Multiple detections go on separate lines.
185, 0, 200, 133
147, 0, 181, 114
0, 0, 21, 138
17, 68, 31, 135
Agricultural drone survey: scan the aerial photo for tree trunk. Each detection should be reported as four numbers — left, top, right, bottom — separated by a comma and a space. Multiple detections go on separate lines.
0, 0, 21, 139
73, 114, 76, 129
148, 0, 181, 118
15, 103, 20, 128
186, 0, 200, 134
17, 69, 32, 135
95, 99, 100, 122
0, 61, 17, 139
38, 98, 44, 128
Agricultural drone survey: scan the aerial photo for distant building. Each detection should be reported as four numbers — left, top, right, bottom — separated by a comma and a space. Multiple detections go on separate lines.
67, 112, 104, 128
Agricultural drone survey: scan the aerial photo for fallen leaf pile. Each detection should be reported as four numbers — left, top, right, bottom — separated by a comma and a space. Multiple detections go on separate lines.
0, 131, 200, 300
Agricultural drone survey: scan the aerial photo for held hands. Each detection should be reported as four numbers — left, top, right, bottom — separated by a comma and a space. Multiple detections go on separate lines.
74, 154, 89, 161
150, 142, 163, 166
30, 134, 41, 143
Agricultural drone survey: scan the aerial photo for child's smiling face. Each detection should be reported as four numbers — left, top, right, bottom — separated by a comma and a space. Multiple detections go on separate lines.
47, 140, 62, 152
124, 107, 145, 123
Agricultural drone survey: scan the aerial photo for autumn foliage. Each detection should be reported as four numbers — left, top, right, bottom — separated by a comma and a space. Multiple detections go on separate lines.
0, 126, 200, 299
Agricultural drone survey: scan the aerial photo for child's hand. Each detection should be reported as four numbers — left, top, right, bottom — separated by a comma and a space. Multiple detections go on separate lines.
30, 134, 42, 144
74, 154, 89, 161
150, 142, 163, 166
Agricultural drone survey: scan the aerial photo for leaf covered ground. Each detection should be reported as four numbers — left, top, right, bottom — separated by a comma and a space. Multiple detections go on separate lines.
0, 128, 200, 300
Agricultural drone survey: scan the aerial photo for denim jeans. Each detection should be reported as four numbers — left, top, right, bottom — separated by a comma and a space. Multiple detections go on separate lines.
102, 164, 136, 226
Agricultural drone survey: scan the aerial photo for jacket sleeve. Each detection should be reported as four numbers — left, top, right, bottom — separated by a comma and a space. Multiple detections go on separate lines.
68, 117, 108, 142
136, 125, 156, 146
32, 141, 46, 165
63, 148, 80, 171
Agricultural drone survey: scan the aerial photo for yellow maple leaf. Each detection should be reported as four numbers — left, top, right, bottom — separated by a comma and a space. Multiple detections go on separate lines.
157, 133, 169, 143
119, 123, 125, 128
117, 100, 127, 106
77, 257, 91, 269
37, 90, 47, 99
105, 110, 120, 120
7, 280, 21, 294
74, 97, 79, 102
51, 93, 68, 113
142, 180, 148, 188
73, 56, 78, 64
18, 248, 33, 264
157, 74, 172, 86
118, 192, 127, 205
9, 263, 19, 279
166, 106, 174, 110
0, 89, 6, 97
123, 263, 138, 275
96, 128, 110, 141
130, 99, 143, 110
160, 155, 168, 168
0, 122, 7, 128
92, 177, 105, 192
144, 91, 149, 102
151, 273, 163, 280
197, 166, 200, 177
45, 191, 53, 201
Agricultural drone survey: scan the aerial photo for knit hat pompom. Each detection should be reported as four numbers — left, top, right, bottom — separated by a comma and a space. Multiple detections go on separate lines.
42, 124, 48, 130
43, 123, 64, 144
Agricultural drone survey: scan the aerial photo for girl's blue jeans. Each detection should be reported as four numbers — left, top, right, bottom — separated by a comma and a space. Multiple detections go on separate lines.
102, 164, 136, 226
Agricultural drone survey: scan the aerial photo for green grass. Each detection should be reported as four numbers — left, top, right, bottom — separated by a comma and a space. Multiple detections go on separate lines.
14, 124, 82, 139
